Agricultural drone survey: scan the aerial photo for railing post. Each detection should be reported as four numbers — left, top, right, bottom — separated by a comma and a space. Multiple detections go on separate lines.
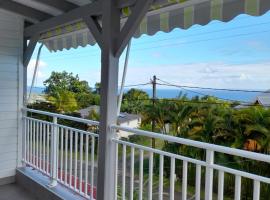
205, 150, 214, 200
22, 109, 27, 165
49, 116, 58, 187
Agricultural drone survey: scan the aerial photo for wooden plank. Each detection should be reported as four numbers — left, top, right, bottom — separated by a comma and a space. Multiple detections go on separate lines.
0, 119, 18, 127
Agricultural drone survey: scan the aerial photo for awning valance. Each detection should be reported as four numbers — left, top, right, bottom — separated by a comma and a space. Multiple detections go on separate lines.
41, 0, 270, 52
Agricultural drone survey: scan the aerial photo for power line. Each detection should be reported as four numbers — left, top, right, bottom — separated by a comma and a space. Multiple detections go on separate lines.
133, 28, 270, 52
39, 17, 270, 60
155, 78, 264, 104
134, 21, 270, 46
37, 25, 270, 62
28, 97, 270, 108
123, 82, 151, 88
156, 78, 267, 93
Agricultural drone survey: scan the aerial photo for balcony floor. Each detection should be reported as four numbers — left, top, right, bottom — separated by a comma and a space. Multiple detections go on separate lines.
0, 183, 36, 200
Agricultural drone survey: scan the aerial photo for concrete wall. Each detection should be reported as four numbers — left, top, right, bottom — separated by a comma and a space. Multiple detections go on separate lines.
0, 9, 24, 182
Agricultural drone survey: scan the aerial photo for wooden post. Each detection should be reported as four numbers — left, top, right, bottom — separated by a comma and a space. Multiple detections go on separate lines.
96, 1, 120, 199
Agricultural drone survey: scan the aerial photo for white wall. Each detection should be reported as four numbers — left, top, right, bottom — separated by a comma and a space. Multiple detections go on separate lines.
0, 9, 24, 180
118, 119, 140, 138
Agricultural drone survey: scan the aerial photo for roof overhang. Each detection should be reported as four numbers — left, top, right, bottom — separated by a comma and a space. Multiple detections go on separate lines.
1, 0, 270, 52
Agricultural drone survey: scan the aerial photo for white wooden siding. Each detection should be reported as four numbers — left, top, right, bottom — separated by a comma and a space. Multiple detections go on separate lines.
0, 9, 24, 179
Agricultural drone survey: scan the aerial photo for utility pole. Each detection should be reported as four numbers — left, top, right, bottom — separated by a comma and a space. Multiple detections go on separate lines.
151, 75, 157, 148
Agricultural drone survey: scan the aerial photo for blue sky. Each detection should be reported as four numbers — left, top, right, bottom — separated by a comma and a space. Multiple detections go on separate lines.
29, 11, 270, 90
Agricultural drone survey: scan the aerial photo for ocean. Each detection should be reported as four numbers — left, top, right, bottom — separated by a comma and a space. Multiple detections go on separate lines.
29, 87, 260, 102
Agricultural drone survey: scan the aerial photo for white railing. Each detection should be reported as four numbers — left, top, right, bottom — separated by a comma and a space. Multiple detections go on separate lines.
22, 108, 270, 200
22, 108, 99, 199
111, 125, 270, 200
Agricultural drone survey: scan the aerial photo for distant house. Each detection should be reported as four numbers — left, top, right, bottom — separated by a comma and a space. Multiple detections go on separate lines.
254, 90, 270, 107
235, 89, 270, 109
78, 105, 141, 138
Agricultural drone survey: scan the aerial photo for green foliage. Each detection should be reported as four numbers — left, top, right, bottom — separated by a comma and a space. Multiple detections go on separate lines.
44, 71, 100, 109
87, 110, 100, 121
47, 90, 78, 113
121, 88, 150, 114
44, 71, 91, 96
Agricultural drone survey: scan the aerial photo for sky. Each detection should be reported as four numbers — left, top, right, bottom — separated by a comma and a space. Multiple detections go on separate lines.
28, 11, 270, 90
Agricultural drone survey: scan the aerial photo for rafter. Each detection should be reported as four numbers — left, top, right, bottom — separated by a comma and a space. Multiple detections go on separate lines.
35, 0, 78, 12
0, 0, 52, 21
24, 1, 102, 38
23, 35, 39, 67
83, 16, 103, 49
115, 0, 153, 57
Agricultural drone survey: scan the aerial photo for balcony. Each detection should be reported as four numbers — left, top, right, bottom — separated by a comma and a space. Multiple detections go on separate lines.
17, 108, 270, 200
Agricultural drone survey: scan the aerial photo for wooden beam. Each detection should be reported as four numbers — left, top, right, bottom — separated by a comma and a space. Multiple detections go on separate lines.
24, 1, 102, 38
35, 0, 78, 12
0, 0, 52, 21
23, 35, 39, 67
82, 16, 103, 49
115, 0, 153, 57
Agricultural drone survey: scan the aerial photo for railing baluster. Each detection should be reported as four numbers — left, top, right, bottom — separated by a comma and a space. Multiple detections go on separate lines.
36, 121, 38, 168
235, 175, 241, 200
33, 121, 36, 166
69, 130, 73, 188
46, 123, 50, 174
91, 136, 95, 200
148, 152, 153, 200
85, 135, 89, 196
114, 142, 118, 200
218, 171, 224, 200
27, 119, 30, 163
49, 116, 58, 187
122, 144, 126, 200
30, 120, 33, 165
195, 164, 201, 200
170, 157, 175, 200
42, 123, 45, 172
139, 149, 144, 200
39, 121, 42, 169
130, 147, 134, 200
79, 133, 83, 193
65, 129, 68, 185
60, 127, 64, 182
74, 131, 78, 190
253, 180, 260, 200
159, 155, 164, 200
205, 150, 214, 200
24, 117, 27, 162
182, 161, 188, 200
37, 121, 40, 169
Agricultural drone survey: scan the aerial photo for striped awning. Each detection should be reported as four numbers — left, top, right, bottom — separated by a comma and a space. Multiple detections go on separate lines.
41, 0, 270, 52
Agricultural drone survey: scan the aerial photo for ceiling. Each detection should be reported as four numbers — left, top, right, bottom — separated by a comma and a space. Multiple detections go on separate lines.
0, 0, 93, 22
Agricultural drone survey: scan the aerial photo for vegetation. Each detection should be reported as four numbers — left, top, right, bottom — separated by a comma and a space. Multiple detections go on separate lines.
43, 71, 100, 111
28, 72, 270, 199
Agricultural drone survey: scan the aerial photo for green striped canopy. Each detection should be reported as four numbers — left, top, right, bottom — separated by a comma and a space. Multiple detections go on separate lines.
41, 0, 270, 52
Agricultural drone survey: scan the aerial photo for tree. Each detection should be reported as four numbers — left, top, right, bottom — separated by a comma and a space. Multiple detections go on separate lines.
94, 82, 101, 94
44, 71, 92, 96
121, 88, 150, 114
44, 71, 100, 108
47, 90, 78, 113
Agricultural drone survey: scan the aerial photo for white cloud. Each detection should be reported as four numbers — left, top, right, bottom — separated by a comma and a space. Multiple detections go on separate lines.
119, 62, 270, 90
27, 59, 48, 87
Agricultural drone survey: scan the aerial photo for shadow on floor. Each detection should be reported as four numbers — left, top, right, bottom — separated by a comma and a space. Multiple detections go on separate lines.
0, 183, 36, 200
